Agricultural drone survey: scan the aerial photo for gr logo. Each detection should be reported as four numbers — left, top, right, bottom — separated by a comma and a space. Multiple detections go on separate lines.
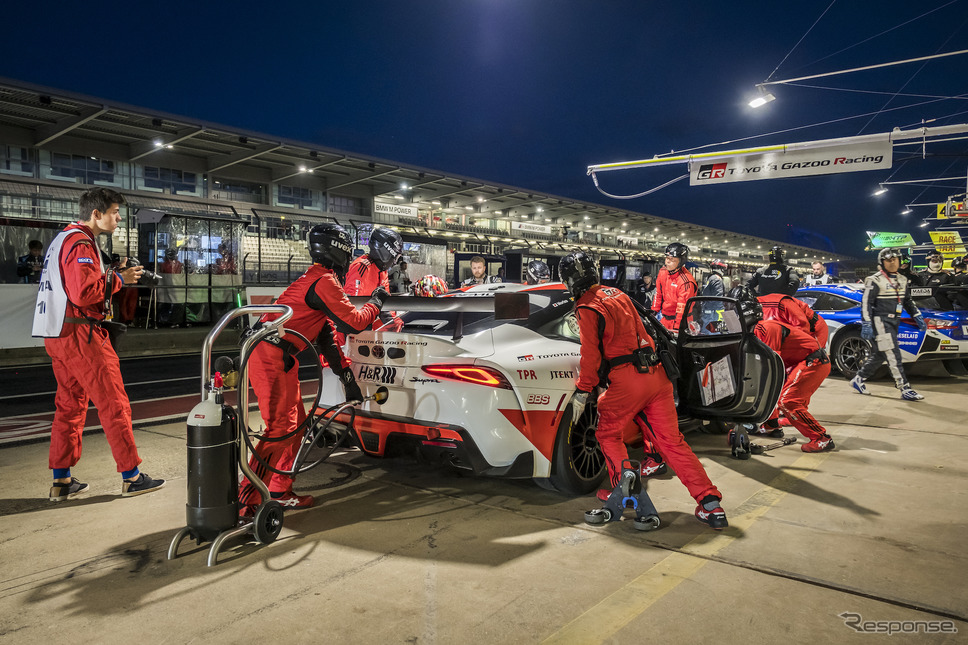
696, 163, 727, 180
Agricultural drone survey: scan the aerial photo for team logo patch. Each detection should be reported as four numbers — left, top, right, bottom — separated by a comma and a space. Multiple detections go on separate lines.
518, 355, 534, 362
77, 257, 94, 264
696, 163, 727, 180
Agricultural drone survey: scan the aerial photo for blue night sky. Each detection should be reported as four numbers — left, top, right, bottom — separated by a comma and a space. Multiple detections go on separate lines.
2, 0, 966, 257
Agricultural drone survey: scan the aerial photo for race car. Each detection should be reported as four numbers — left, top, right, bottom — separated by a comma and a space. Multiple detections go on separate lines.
796, 284, 968, 379
317, 284, 782, 495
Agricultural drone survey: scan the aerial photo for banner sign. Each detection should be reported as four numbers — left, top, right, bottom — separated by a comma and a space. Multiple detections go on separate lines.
866, 231, 915, 248
511, 221, 552, 235
929, 231, 967, 256
688, 141, 892, 186
374, 202, 419, 219
937, 202, 966, 219
616, 235, 639, 245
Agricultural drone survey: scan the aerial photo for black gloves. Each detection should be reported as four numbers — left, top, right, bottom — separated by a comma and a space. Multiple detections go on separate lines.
343, 376, 363, 404
368, 286, 390, 310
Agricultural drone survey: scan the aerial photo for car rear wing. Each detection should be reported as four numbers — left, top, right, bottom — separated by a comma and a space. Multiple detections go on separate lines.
346, 292, 531, 340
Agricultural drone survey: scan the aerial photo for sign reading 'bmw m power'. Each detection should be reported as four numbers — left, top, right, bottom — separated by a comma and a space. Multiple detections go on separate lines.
688, 141, 892, 185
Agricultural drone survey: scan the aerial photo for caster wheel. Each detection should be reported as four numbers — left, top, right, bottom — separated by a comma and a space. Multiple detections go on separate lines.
633, 515, 660, 531
750, 444, 765, 455
253, 500, 284, 544
584, 508, 610, 525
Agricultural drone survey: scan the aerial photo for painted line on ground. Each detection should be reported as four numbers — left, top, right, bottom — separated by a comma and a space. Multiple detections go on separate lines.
541, 448, 837, 644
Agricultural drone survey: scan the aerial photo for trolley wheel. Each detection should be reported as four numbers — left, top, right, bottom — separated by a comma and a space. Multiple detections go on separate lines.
584, 508, 611, 525
749, 444, 765, 455
253, 501, 284, 544
633, 515, 660, 532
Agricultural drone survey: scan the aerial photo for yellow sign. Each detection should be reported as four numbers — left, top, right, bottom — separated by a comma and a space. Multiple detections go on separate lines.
929, 230, 967, 256
937, 201, 966, 219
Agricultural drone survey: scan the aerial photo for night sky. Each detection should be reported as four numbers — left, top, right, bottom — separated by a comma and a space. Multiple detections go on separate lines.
2, 0, 967, 258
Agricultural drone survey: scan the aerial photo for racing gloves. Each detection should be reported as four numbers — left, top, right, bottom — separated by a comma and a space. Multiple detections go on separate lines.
571, 389, 591, 427
368, 286, 390, 310
861, 321, 874, 340
913, 313, 927, 332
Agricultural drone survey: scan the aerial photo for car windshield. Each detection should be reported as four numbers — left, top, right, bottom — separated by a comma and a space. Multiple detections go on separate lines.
397, 288, 578, 339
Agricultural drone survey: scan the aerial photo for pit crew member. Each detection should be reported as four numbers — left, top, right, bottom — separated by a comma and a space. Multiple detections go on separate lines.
748, 246, 800, 296
652, 242, 698, 331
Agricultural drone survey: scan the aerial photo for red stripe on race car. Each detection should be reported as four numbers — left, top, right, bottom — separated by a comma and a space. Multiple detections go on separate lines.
498, 408, 560, 462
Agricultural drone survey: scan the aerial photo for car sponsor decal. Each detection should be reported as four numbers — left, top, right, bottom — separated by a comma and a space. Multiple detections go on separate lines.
527, 393, 551, 405
549, 370, 574, 379
517, 369, 537, 380
518, 355, 534, 362
409, 376, 440, 384
896, 330, 924, 353
535, 352, 581, 359
358, 365, 398, 384
356, 339, 428, 346
910, 287, 933, 297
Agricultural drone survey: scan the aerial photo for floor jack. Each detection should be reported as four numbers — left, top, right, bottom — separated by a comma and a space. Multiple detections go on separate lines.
728, 423, 797, 459
583, 460, 660, 531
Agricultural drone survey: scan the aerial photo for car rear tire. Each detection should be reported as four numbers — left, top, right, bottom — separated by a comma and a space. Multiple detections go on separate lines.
831, 328, 872, 380
540, 401, 606, 495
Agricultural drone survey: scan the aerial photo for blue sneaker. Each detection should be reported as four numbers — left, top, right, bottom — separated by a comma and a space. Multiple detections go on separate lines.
850, 376, 869, 395
900, 388, 924, 401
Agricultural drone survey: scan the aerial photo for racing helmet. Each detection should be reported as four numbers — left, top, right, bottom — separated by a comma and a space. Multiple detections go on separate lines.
769, 246, 785, 264
878, 247, 903, 269
952, 256, 966, 272
308, 223, 353, 272
411, 274, 449, 297
665, 242, 689, 260
926, 251, 944, 267
558, 251, 599, 299
709, 259, 728, 272
525, 259, 551, 285
164, 247, 179, 259
728, 285, 763, 327
368, 227, 403, 271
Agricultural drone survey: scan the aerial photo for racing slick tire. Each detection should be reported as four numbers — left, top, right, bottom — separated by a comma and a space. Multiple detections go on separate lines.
536, 401, 606, 495
831, 327, 873, 380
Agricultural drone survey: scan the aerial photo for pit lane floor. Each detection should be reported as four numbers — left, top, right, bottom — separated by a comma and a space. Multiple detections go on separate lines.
1, 373, 965, 644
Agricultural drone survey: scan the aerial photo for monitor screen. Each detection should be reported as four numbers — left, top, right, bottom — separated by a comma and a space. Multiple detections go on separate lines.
601, 265, 617, 280
626, 266, 641, 281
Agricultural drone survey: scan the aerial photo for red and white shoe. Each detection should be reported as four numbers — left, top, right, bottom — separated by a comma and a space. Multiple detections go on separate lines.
640, 457, 668, 478
801, 435, 835, 453
270, 490, 315, 508
596, 488, 611, 503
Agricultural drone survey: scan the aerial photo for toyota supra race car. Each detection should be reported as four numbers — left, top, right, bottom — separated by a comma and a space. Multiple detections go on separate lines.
796, 284, 968, 379
317, 284, 783, 495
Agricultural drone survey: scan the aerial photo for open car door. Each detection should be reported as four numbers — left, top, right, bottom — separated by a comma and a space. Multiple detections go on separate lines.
674, 296, 783, 423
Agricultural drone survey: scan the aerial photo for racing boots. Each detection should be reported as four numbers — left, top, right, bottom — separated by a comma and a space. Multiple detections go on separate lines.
695, 495, 728, 530
900, 387, 925, 401
640, 455, 668, 478
270, 490, 315, 508
850, 375, 870, 395
801, 434, 835, 453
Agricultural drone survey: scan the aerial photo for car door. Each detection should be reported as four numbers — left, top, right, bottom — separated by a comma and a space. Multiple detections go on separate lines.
674, 296, 784, 423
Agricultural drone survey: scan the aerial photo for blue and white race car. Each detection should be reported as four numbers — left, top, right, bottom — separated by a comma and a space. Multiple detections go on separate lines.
796, 284, 968, 378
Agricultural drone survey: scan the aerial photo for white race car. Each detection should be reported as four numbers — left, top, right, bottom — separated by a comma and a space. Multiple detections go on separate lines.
318, 285, 783, 494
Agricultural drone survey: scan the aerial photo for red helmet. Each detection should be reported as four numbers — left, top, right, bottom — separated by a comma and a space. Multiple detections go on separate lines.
412, 275, 449, 297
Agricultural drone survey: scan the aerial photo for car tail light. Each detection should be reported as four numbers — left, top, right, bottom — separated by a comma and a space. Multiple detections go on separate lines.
421, 364, 513, 389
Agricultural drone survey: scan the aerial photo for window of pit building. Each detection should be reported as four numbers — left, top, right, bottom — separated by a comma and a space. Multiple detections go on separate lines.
1, 145, 35, 177
328, 194, 365, 217
49, 153, 118, 185
211, 178, 265, 204
141, 166, 199, 196
277, 184, 317, 210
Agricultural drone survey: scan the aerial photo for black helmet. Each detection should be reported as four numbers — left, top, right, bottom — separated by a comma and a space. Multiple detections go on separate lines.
898, 248, 912, 266
878, 247, 903, 268
558, 251, 599, 299
165, 247, 179, 259
709, 259, 728, 272
728, 285, 763, 327
769, 246, 785, 263
525, 259, 551, 285
368, 227, 403, 271
952, 257, 966, 271
308, 223, 353, 271
927, 251, 944, 264
665, 242, 689, 259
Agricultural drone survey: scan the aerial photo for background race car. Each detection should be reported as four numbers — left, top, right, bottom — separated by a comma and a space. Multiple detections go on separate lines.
318, 284, 782, 494
796, 284, 968, 379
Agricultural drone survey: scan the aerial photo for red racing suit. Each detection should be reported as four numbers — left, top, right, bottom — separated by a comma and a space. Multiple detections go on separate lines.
334, 254, 395, 353
45, 224, 141, 474
652, 266, 698, 331
758, 293, 829, 347
576, 285, 721, 503
239, 265, 379, 503
753, 320, 830, 441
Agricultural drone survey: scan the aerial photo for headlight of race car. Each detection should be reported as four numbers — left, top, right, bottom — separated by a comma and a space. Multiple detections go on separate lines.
924, 317, 956, 330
